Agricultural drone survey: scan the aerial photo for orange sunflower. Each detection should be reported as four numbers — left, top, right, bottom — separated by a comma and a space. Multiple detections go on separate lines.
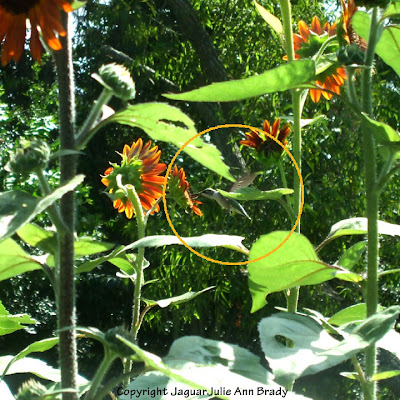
240, 119, 290, 167
101, 138, 166, 219
341, 0, 366, 50
168, 165, 203, 216
290, 16, 347, 103
0, 0, 73, 66
240, 118, 290, 154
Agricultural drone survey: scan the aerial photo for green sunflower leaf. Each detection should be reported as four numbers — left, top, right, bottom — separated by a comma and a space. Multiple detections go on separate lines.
258, 307, 399, 386
218, 187, 293, 201
143, 286, 215, 308
353, 11, 400, 78
100, 103, 234, 182
325, 217, 400, 242
0, 239, 44, 282
360, 113, 400, 161
248, 232, 354, 313
253, 1, 283, 38
163, 60, 315, 102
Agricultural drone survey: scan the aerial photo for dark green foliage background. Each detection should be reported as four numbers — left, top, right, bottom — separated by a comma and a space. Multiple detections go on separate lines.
0, 0, 399, 398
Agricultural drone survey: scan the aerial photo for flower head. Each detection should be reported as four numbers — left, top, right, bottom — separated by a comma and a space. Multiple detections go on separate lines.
288, 16, 347, 103
0, 0, 73, 66
240, 119, 290, 166
168, 165, 203, 216
101, 138, 166, 219
340, 0, 367, 50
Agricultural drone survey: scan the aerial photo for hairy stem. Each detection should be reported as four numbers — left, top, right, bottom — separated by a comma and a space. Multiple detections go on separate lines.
360, 7, 382, 400
53, 11, 78, 400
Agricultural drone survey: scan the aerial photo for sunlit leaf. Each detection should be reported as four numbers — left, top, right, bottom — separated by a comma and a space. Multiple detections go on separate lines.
328, 303, 369, 326
117, 336, 311, 400
248, 232, 348, 312
121, 234, 249, 255
326, 217, 400, 242
0, 239, 43, 281
361, 113, 400, 161
163, 60, 315, 102
353, 11, 400, 77
99, 103, 234, 182
253, 0, 283, 37
258, 307, 399, 386
17, 223, 57, 254
372, 370, 400, 381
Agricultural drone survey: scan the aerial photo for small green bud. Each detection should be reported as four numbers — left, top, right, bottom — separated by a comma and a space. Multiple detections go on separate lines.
16, 379, 54, 400
6, 139, 50, 176
96, 63, 136, 101
337, 44, 365, 66
104, 326, 136, 357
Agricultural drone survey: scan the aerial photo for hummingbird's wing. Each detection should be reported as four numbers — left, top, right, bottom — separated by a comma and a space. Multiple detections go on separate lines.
229, 171, 260, 193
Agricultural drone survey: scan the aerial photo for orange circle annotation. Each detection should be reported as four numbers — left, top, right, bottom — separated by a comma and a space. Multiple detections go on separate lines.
161, 124, 304, 266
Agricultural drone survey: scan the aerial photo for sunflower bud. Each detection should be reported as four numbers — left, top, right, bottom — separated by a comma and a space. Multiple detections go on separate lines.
16, 379, 54, 400
6, 139, 50, 176
337, 44, 365, 66
104, 326, 136, 358
96, 63, 136, 101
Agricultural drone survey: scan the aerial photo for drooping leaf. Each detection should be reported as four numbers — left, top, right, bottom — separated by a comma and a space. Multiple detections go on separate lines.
219, 187, 293, 201
99, 103, 234, 182
248, 232, 348, 312
1, 337, 59, 379
163, 60, 315, 102
326, 217, 400, 242
73, 245, 126, 274
258, 307, 399, 386
0, 239, 44, 281
143, 287, 215, 308
120, 234, 249, 255
0, 175, 84, 242
353, 11, 400, 77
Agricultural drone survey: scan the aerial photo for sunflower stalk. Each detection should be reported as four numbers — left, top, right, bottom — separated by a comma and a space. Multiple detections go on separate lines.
360, 7, 385, 400
113, 175, 147, 381
279, 2, 302, 391
53, 10, 79, 400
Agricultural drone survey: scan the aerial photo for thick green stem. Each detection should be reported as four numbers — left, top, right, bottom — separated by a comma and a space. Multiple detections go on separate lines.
36, 169, 67, 235
360, 7, 382, 400
53, 11, 78, 400
279, 3, 302, 390
75, 88, 113, 149
126, 185, 146, 341
84, 349, 117, 400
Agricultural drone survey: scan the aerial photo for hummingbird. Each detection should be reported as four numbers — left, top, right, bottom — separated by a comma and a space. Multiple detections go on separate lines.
197, 171, 259, 220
